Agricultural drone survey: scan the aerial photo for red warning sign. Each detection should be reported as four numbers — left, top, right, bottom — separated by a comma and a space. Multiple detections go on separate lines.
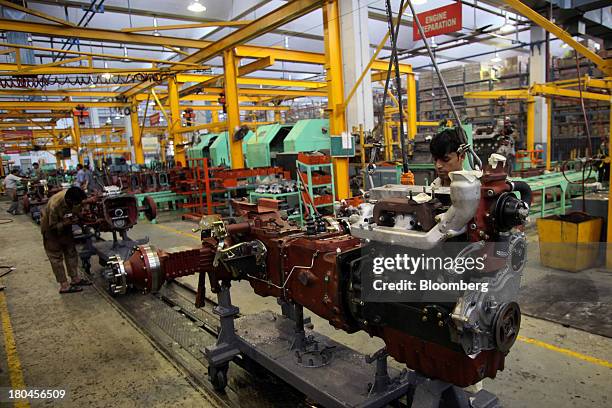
413, 2, 462, 41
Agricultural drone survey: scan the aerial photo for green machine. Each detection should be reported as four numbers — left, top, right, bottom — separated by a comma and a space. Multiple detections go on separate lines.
187, 132, 221, 161
245, 119, 330, 168
209, 130, 255, 167
284, 119, 330, 155
246, 123, 294, 168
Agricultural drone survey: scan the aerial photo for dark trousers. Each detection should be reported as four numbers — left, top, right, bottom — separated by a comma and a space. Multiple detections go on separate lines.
43, 231, 79, 284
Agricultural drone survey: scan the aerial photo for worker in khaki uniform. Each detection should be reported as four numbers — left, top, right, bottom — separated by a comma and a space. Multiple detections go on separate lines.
41, 186, 92, 294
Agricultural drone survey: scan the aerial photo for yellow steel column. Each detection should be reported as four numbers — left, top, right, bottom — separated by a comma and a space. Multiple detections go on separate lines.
607, 102, 612, 269
223, 48, 244, 169
72, 118, 82, 164
274, 110, 282, 123
526, 99, 535, 151
160, 137, 167, 163
211, 110, 220, 133
406, 72, 417, 140
324, 0, 349, 199
546, 98, 552, 170
168, 77, 185, 166
130, 104, 145, 164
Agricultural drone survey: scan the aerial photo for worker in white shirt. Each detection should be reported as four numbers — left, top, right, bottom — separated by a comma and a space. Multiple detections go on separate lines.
3, 168, 23, 215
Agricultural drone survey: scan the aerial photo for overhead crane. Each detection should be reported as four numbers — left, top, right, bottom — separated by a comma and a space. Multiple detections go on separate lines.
464, 81, 612, 169
0, 0, 417, 200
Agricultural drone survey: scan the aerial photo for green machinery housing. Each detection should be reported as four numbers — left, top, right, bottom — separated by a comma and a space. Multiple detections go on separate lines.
187, 130, 255, 167
187, 132, 220, 162
186, 119, 330, 168
246, 119, 330, 168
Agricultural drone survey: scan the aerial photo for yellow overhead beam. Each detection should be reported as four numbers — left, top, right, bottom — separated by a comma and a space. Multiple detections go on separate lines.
503, 0, 611, 75
121, 21, 253, 32
231, 88, 326, 98
532, 84, 612, 102
157, 105, 290, 112
171, 121, 275, 135
0, 18, 207, 49
176, 74, 327, 89
137, 87, 326, 99
549, 75, 612, 90
0, 19, 414, 68
0, 0, 76, 27
162, 45, 189, 56
464, 89, 531, 100
16, 56, 87, 75
239, 56, 277, 77
0, 112, 68, 119
0, 89, 119, 98
138, 93, 261, 103
177, 56, 276, 98
180, 0, 324, 65
0, 121, 55, 128
0, 62, 179, 76
0, 101, 129, 110
464, 85, 610, 102
2, 43, 202, 68
172, 122, 227, 135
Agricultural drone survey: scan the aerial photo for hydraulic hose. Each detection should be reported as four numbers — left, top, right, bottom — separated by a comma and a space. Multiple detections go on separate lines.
507, 180, 532, 206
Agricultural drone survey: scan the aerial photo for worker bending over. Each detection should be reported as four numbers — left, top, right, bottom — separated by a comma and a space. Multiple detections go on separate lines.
429, 127, 466, 187
41, 186, 92, 294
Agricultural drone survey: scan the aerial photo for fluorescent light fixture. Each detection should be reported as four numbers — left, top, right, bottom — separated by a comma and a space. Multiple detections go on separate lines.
102, 62, 113, 80
498, 11, 515, 34
430, 37, 438, 48
284, 36, 290, 49
153, 16, 161, 36
105, 117, 112, 125
412, 0, 427, 4
115, 114, 121, 120
561, 43, 569, 48
491, 51, 502, 63
122, 45, 129, 62
188, 0, 206, 13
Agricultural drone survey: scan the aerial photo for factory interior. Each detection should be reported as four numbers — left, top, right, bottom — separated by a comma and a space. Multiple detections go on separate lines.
0, 0, 610, 407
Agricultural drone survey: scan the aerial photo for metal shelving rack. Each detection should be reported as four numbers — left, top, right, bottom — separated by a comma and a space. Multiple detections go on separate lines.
296, 159, 335, 217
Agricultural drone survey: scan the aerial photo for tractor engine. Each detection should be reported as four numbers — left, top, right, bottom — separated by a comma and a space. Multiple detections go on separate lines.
106, 154, 531, 387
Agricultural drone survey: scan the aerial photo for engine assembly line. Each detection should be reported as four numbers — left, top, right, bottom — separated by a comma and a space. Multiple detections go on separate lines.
0, 0, 610, 407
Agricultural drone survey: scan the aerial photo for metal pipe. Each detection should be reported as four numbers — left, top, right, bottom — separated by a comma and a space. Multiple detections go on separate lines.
406, 0, 481, 170
383, 0, 409, 173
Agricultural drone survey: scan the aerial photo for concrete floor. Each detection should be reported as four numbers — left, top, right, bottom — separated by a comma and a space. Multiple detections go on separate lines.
0, 204, 610, 407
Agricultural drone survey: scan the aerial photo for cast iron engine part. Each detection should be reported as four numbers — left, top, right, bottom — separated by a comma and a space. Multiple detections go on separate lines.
79, 188, 157, 232
105, 155, 531, 388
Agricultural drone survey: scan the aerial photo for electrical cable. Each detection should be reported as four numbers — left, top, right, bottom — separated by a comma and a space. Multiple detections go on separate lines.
406, 0, 481, 170
0, 72, 178, 88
